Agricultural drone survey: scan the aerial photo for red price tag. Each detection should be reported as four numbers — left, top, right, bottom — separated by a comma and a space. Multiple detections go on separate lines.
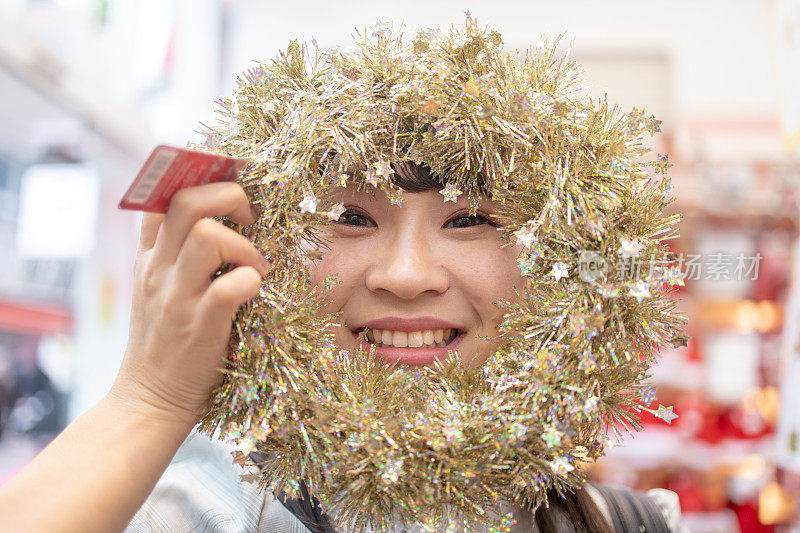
119, 145, 248, 213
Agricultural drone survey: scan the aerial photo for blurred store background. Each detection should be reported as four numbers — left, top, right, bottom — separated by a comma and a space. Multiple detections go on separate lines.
0, 1, 798, 531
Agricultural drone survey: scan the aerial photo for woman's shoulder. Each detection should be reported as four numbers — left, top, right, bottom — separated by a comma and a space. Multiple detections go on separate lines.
125, 431, 308, 533
586, 483, 687, 533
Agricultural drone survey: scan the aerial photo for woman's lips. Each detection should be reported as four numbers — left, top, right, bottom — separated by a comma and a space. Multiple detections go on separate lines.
353, 330, 466, 367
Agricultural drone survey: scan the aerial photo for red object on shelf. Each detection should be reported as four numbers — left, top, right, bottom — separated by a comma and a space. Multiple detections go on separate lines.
729, 500, 774, 533
0, 299, 73, 335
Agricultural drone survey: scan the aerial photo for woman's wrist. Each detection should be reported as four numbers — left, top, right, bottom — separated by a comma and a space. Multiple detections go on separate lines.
105, 378, 201, 433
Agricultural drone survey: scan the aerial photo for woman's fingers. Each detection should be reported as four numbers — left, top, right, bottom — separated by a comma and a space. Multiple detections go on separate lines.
175, 218, 269, 292
138, 213, 165, 252
155, 182, 257, 262
199, 265, 264, 327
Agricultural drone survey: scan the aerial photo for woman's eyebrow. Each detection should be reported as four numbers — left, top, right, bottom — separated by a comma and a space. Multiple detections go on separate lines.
329, 188, 377, 204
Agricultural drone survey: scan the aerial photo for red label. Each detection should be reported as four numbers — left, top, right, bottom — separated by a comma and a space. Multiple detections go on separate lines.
119, 145, 248, 213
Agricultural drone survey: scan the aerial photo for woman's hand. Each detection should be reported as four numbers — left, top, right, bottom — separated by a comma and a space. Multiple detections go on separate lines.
111, 181, 268, 425
0, 181, 268, 532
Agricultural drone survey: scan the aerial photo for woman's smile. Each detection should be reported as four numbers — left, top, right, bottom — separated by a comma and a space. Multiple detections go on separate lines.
349, 315, 466, 366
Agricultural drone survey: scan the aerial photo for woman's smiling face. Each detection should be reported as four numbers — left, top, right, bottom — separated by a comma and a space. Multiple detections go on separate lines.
309, 182, 526, 368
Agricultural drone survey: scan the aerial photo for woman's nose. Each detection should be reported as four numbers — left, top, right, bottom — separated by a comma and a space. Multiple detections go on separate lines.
365, 229, 449, 300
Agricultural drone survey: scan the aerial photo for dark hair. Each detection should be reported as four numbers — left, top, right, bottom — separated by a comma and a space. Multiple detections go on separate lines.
385, 162, 613, 533
530, 485, 613, 533
390, 160, 495, 196
390, 161, 446, 192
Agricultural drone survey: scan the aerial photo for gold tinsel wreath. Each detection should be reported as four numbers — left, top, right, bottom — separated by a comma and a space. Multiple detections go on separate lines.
193, 15, 687, 533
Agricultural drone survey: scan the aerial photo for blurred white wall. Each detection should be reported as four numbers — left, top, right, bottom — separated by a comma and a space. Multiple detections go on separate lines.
225, 0, 776, 119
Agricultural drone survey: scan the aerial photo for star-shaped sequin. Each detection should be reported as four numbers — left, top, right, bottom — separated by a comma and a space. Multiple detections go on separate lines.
299, 194, 318, 214
661, 265, 685, 288
374, 159, 393, 179
628, 280, 651, 300
515, 224, 537, 248
653, 404, 678, 424
549, 456, 574, 477
583, 396, 600, 413
327, 202, 346, 221
440, 182, 462, 203
651, 154, 673, 174
669, 332, 690, 348
619, 236, 643, 258
627, 106, 645, 131
550, 262, 569, 281
240, 473, 260, 483
542, 426, 562, 448
645, 114, 662, 135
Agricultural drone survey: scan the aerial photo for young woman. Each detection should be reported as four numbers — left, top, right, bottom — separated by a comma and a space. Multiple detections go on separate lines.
0, 17, 685, 532
0, 160, 682, 532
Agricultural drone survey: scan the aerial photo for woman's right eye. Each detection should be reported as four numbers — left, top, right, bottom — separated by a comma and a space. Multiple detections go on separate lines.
336, 210, 375, 227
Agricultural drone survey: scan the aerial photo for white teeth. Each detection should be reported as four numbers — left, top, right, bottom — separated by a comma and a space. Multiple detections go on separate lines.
363, 327, 460, 348
392, 331, 408, 347
408, 331, 423, 347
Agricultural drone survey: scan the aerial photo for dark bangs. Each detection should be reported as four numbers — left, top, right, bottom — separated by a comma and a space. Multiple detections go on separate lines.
391, 161, 492, 196
390, 162, 446, 192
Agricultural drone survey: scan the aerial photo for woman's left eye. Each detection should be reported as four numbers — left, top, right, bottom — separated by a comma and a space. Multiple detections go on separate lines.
443, 215, 493, 229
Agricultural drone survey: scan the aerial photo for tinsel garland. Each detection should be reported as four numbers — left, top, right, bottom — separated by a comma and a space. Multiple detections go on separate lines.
192, 15, 688, 533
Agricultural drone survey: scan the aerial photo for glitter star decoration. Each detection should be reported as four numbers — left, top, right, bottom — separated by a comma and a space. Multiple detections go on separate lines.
627, 106, 646, 131
231, 450, 249, 468
652, 154, 673, 174
653, 404, 678, 424
583, 396, 600, 413
550, 262, 570, 281
515, 224, 537, 248
326, 202, 346, 221
440, 182, 462, 203
299, 194, 318, 214
645, 114, 662, 135
619, 237, 643, 258
661, 265, 686, 288
542, 426, 562, 447
669, 332, 691, 348
628, 280, 652, 300
548, 456, 574, 477
374, 159, 394, 180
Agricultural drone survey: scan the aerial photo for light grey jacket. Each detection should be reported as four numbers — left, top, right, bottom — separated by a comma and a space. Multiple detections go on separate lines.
126, 432, 686, 533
